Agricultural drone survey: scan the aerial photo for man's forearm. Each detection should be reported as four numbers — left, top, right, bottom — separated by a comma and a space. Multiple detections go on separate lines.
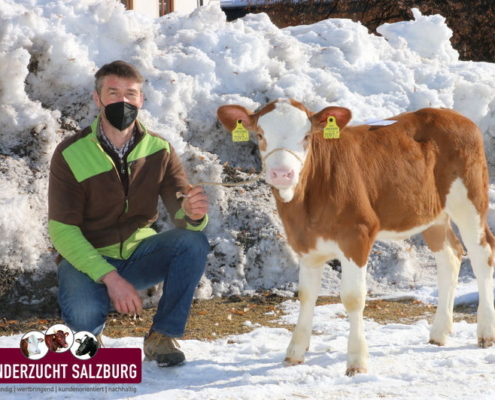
48, 219, 116, 281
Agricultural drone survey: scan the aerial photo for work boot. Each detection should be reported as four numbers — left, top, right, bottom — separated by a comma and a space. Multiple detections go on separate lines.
143, 330, 185, 367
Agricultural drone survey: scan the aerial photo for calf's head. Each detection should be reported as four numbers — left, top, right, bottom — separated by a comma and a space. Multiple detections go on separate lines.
217, 98, 352, 202
25, 335, 43, 356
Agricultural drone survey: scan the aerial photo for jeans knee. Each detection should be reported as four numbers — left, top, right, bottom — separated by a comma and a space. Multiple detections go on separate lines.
196, 231, 210, 257
57, 263, 109, 334
176, 230, 209, 278
177, 230, 210, 258
61, 302, 107, 334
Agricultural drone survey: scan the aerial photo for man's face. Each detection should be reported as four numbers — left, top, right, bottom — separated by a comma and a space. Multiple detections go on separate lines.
93, 74, 144, 110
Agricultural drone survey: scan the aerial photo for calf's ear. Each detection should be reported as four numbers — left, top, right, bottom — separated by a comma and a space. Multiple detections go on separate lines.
65, 332, 69, 337
311, 106, 352, 131
76, 339, 81, 343
217, 105, 255, 132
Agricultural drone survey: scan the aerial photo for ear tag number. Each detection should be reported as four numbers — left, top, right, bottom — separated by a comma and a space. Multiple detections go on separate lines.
232, 120, 250, 142
323, 116, 340, 139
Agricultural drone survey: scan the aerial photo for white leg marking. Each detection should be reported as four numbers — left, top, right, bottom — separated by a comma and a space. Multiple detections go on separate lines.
446, 178, 495, 347
340, 259, 368, 376
284, 263, 324, 365
429, 240, 461, 345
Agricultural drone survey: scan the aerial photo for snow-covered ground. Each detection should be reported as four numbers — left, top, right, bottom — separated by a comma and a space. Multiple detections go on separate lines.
1, 301, 495, 399
1, 1, 495, 398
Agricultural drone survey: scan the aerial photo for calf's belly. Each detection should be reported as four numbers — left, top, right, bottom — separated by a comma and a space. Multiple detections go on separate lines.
376, 219, 440, 241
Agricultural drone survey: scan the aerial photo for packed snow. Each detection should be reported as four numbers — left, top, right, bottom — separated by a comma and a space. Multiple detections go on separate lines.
1, 0, 495, 398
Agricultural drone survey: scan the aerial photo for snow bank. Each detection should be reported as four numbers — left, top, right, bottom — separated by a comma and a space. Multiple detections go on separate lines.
1, 0, 495, 309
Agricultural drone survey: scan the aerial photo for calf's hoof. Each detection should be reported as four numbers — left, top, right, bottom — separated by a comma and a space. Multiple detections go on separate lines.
428, 339, 445, 346
283, 357, 303, 367
345, 366, 367, 377
478, 338, 494, 348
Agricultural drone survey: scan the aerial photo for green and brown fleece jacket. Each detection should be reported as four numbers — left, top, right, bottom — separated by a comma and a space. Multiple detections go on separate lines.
48, 116, 208, 282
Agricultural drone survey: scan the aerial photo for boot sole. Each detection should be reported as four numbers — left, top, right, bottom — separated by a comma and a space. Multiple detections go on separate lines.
144, 354, 185, 367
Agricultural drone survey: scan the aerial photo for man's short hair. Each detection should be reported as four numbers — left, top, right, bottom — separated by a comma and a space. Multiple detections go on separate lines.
94, 60, 145, 94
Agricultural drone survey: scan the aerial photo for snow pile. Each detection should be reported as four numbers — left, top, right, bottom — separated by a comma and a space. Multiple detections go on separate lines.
377, 8, 458, 62
1, 0, 495, 308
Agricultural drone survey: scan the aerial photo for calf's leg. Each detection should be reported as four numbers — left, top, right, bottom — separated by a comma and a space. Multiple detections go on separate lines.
284, 263, 324, 365
422, 218, 463, 346
446, 178, 495, 347
458, 225, 495, 347
340, 258, 368, 376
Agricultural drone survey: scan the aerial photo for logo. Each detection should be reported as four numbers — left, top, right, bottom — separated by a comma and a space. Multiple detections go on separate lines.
0, 324, 141, 384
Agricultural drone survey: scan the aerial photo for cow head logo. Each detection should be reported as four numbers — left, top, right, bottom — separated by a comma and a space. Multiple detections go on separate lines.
45, 324, 73, 353
71, 331, 100, 360
20, 331, 48, 360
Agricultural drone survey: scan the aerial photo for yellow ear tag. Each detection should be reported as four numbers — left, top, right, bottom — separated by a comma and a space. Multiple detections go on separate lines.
323, 116, 340, 139
232, 120, 250, 142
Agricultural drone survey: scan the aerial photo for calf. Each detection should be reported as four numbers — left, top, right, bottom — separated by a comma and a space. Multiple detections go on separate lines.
21, 334, 43, 358
75, 335, 98, 358
45, 330, 69, 352
218, 99, 495, 376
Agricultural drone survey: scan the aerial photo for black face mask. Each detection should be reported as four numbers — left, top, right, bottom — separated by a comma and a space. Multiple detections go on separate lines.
102, 101, 138, 131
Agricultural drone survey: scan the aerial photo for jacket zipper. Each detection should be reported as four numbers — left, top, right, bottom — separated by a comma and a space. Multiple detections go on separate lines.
92, 138, 128, 259
117, 163, 128, 259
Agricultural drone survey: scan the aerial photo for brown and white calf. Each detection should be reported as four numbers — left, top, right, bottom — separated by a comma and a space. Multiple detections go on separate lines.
217, 99, 495, 376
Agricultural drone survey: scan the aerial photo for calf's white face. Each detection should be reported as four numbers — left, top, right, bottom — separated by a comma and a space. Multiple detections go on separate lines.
27, 335, 42, 355
257, 101, 311, 202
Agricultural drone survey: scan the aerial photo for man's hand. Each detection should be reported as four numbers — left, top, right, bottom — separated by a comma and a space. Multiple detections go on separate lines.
101, 271, 143, 314
182, 186, 209, 221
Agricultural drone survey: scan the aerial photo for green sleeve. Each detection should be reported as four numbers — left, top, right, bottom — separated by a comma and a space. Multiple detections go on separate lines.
174, 208, 209, 231
48, 220, 116, 282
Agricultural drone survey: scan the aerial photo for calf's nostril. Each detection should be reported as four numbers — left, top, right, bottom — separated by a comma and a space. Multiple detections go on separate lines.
270, 168, 295, 182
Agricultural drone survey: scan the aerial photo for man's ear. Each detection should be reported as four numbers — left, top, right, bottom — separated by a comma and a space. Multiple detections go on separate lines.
93, 90, 101, 107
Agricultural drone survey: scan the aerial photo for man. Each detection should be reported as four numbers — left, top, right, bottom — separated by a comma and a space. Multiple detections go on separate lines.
48, 60, 209, 367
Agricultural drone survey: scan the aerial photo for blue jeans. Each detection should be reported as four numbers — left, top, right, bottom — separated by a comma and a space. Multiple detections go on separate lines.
57, 229, 209, 337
